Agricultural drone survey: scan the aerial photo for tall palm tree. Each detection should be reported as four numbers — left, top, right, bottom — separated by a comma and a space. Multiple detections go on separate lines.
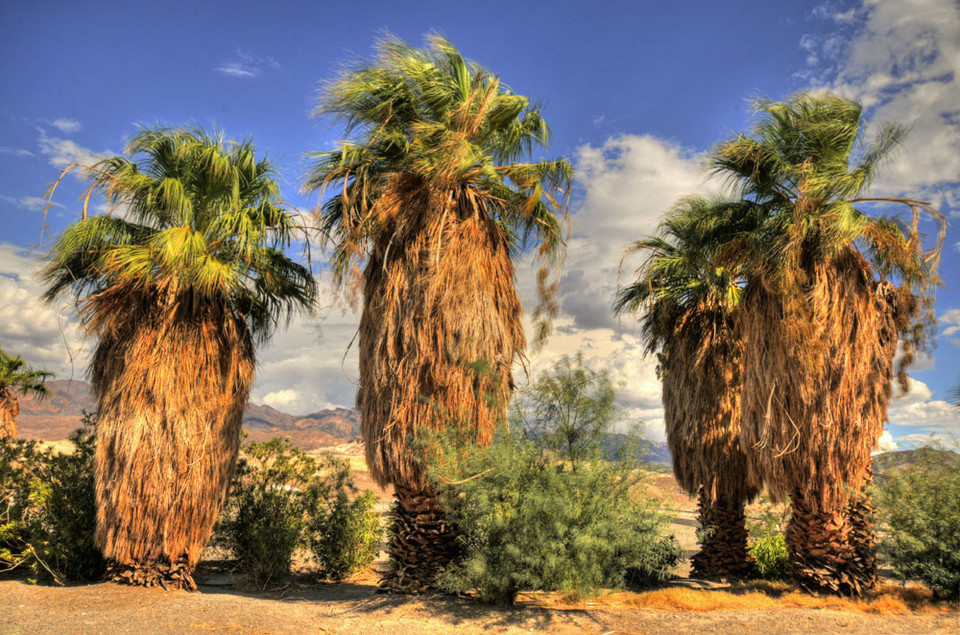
43, 127, 315, 589
305, 35, 571, 592
711, 94, 943, 595
0, 346, 52, 438
616, 197, 762, 579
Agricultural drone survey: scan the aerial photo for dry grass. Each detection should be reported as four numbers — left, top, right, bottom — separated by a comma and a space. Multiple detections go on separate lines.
546, 583, 952, 615
89, 289, 254, 570
358, 177, 523, 490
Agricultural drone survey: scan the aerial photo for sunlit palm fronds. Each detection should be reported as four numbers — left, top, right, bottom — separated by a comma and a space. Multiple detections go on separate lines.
0, 345, 53, 438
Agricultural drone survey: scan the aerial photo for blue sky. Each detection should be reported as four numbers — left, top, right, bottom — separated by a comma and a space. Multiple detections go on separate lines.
1, 0, 957, 447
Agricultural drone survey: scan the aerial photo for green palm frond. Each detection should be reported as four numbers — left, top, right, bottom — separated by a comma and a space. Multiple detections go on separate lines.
709, 93, 942, 288
0, 345, 53, 399
616, 196, 759, 354
305, 34, 571, 286
44, 127, 316, 343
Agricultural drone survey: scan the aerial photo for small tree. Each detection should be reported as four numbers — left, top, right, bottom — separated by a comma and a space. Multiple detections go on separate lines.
428, 354, 680, 605
513, 352, 617, 468
874, 447, 960, 598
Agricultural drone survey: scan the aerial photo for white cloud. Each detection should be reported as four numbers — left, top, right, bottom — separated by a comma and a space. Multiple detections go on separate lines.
214, 48, 283, 79
37, 129, 112, 171
0, 243, 87, 377
48, 119, 81, 134
940, 308, 960, 342
875, 429, 899, 453
0, 146, 34, 157
262, 388, 301, 410
807, 0, 960, 207
888, 376, 959, 447
0, 196, 62, 212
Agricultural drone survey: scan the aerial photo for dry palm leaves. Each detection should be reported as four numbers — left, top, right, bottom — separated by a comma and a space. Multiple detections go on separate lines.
90, 288, 253, 585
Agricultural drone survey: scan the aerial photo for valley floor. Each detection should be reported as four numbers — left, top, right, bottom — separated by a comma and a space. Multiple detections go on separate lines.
1, 578, 956, 634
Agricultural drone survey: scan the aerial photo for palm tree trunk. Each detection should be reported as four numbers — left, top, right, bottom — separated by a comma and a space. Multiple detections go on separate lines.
691, 491, 753, 579
0, 389, 19, 439
381, 484, 460, 593
846, 470, 879, 591
786, 486, 877, 596
92, 304, 252, 590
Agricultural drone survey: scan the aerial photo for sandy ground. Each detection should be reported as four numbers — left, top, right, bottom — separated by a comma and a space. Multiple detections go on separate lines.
2, 578, 958, 634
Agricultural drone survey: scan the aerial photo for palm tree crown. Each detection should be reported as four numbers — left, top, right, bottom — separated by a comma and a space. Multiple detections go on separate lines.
44, 127, 315, 341
0, 346, 52, 400
306, 35, 571, 334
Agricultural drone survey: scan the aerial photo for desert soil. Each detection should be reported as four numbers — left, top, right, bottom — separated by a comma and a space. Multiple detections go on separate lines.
2, 577, 958, 635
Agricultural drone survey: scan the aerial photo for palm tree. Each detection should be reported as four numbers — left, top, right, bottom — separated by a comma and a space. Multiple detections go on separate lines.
0, 345, 52, 438
304, 35, 571, 592
711, 94, 943, 595
43, 127, 315, 589
616, 197, 762, 579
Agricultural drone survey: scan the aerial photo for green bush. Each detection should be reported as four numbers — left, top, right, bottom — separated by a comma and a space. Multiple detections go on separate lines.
874, 447, 960, 598
747, 504, 790, 581
217, 438, 381, 587
218, 439, 318, 588
309, 488, 381, 580
427, 355, 681, 605
0, 417, 105, 583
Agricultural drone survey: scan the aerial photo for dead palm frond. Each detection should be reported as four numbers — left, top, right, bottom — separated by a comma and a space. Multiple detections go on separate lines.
43, 127, 316, 585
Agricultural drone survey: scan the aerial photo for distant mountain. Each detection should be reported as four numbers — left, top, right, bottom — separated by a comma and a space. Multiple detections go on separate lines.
873, 448, 959, 482
16, 380, 672, 463
16, 380, 360, 451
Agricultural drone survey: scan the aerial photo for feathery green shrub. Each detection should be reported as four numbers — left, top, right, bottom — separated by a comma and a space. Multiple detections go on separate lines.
874, 447, 960, 598
426, 355, 681, 605
217, 438, 381, 587
0, 417, 104, 584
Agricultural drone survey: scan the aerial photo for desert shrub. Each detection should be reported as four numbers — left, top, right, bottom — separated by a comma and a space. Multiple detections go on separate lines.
218, 438, 381, 587
217, 438, 317, 588
0, 416, 105, 583
427, 355, 681, 605
874, 446, 960, 598
309, 488, 380, 580
747, 503, 790, 581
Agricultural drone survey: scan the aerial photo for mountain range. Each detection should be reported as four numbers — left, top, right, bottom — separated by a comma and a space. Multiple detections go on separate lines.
16, 380, 360, 451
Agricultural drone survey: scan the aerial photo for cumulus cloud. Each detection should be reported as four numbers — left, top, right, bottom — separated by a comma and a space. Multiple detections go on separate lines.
0, 243, 87, 377
874, 429, 899, 454
940, 308, 960, 344
215, 48, 284, 79
806, 0, 960, 207
888, 376, 959, 447
37, 129, 112, 171
47, 119, 81, 134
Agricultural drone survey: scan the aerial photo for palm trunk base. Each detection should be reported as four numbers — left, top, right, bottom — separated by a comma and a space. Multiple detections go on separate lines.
691, 494, 754, 579
787, 497, 877, 597
380, 484, 460, 594
846, 484, 879, 591
107, 560, 197, 592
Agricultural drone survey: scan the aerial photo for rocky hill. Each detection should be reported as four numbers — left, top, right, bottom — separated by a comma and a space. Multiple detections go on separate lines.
16, 380, 359, 451
15, 380, 673, 463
